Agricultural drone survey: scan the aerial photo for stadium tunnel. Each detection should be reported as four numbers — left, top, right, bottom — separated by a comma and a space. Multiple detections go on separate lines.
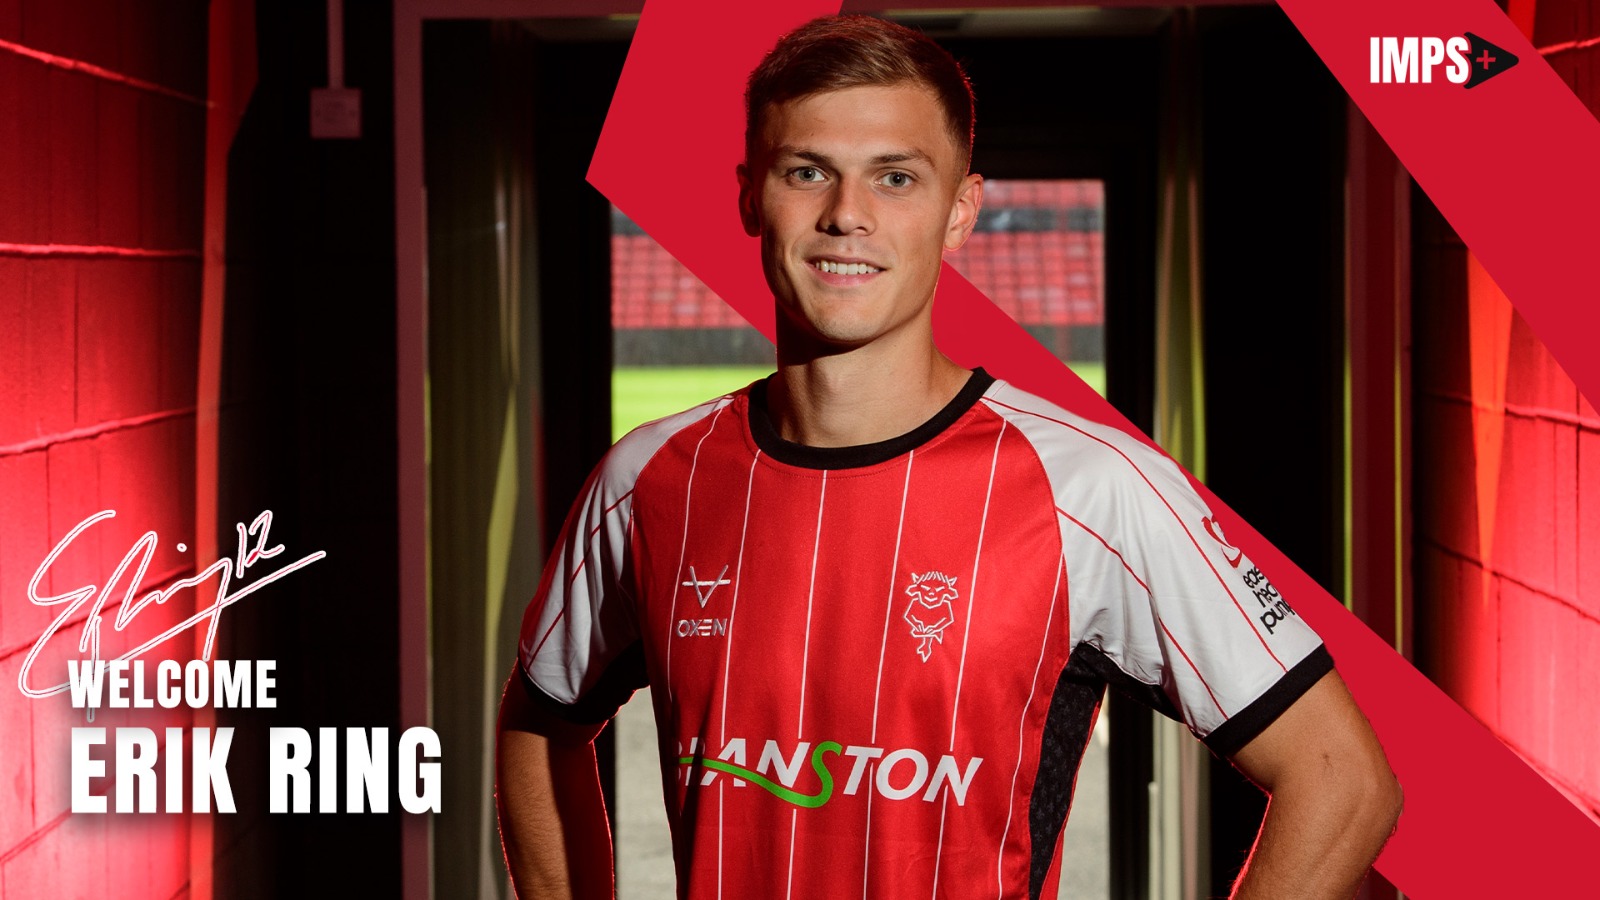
0, 1, 1596, 898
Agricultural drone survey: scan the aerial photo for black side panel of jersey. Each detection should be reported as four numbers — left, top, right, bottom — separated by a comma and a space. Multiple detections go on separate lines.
1028, 642, 1182, 900
1027, 642, 1336, 898
1027, 644, 1103, 899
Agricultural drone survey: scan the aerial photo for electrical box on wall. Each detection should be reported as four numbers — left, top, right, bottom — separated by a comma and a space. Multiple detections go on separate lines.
311, 87, 362, 139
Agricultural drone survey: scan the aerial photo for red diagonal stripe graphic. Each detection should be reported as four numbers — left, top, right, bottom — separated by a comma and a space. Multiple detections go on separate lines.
588, 0, 1600, 896
1277, 0, 1600, 407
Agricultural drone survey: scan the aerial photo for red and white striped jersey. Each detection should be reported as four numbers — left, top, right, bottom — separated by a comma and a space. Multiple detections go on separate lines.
516, 369, 1330, 900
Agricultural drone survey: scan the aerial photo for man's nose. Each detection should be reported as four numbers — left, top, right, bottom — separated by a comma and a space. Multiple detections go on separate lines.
819, 178, 873, 235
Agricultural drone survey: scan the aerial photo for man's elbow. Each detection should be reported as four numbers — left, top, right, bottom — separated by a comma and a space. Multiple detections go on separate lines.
1339, 748, 1403, 848
1279, 740, 1403, 849
1369, 759, 1404, 838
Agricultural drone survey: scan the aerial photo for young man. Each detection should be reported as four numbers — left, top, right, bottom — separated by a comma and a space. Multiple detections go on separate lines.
498, 15, 1401, 900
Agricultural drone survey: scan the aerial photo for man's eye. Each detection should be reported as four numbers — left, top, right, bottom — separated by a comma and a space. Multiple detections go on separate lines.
792, 167, 824, 182
882, 172, 913, 188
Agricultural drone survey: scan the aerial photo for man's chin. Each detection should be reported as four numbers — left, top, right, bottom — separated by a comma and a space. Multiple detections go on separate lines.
774, 315, 880, 359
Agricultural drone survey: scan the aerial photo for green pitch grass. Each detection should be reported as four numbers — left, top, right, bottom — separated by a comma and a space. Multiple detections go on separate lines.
612, 363, 1106, 442
613, 366, 772, 441
1062, 362, 1106, 399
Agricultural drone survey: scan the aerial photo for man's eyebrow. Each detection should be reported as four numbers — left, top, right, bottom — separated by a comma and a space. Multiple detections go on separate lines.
773, 148, 834, 167
772, 146, 937, 169
868, 150, 935, 166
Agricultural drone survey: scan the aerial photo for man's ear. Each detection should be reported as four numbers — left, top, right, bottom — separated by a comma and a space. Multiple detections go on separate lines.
943, 173, 984, 252
737, 162, 761, 237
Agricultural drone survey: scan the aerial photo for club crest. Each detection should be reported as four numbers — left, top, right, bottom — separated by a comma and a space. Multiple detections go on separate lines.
903, 571, 958, 662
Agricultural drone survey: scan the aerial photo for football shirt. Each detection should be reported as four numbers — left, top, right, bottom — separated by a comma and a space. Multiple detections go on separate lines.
517, 369, 1330, 900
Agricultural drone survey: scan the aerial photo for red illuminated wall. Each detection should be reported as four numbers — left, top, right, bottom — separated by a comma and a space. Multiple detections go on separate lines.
0, 1, 207, 894
1415, 1, 1600, 821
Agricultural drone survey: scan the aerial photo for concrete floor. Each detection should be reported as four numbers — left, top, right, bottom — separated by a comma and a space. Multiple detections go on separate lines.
614, 688, 1110, 899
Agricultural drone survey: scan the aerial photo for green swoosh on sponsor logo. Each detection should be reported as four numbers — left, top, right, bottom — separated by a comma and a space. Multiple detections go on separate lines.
676, 741, 843, 808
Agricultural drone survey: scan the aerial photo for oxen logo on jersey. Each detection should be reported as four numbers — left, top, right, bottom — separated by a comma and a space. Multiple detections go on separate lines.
903, 571, 958, 662
1202, 516, 1244, 569
682, 564, 731, 608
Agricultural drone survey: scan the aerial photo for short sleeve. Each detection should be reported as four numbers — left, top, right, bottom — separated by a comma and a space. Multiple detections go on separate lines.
515, 455, 646, 727
513, 394, 734, 729
1066, 438, 1331, 757
983, 381, 1331, 758
1094, 438, 1331, 752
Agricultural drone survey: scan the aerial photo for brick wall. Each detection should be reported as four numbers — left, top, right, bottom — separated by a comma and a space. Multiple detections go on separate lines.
0, 2, 208, 897
1414, 0, 1600, 820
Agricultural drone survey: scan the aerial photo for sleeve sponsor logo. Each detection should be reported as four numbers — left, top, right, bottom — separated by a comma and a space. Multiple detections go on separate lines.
1241, 565, 1299, 635
1200, 514, 1300, 636
1201, 516, 1245, 569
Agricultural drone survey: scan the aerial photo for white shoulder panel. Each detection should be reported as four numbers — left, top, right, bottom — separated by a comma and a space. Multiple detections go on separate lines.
519, 394, 735, 705
982, 380, 1323, 739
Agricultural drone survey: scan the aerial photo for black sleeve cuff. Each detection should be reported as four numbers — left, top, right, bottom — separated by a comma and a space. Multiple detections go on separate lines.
1203, 644, 1335, 758
517, 640, 649, 730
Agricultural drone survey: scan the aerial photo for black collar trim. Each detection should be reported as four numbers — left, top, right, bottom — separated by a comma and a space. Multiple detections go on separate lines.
747, 368, 995, 470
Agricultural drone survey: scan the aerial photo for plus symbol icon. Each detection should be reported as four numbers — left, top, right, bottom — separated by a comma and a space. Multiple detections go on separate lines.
1461, 31, 1518, 88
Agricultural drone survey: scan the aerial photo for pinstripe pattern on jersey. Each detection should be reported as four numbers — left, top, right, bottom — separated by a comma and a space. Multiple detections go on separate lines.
517, 375, 1328, 899
665, 403, 732, 706
1158, 614, 1226, 716
718, 450, 761, 899
932, 417, 1008, 898
526, 489, 636, 662
520, 396, 732, 705
719, 451, 761, 742
796, 471, 828, 741
984, 392, 1284, 669
997, 553, 1063, 897
949, 421, 1008, 749
862, 450, 914, 899
1057, 506, 1149, 593
981, 382, 1324, 741
787, 471, 828, 898
1058, 508, 1226, 717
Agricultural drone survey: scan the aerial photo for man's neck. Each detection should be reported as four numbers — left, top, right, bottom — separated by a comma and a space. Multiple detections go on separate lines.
768, 331, 972, 448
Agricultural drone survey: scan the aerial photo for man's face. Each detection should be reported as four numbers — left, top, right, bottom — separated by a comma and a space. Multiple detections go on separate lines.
738, 83, 982, 352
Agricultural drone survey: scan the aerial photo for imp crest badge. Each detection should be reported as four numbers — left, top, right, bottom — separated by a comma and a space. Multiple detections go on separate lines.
903, 571, 958, 662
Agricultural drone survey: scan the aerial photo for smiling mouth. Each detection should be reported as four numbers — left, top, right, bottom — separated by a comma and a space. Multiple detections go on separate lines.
811, 259, 883, 276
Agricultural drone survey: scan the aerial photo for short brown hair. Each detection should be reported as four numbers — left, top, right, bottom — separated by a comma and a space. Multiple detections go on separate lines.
744, 15, 975, 171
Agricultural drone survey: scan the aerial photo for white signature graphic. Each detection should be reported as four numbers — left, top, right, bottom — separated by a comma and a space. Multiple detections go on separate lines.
16, 509, 326, 701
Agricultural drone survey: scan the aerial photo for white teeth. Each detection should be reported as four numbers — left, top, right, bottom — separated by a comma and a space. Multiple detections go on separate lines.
816, 260, 880, 275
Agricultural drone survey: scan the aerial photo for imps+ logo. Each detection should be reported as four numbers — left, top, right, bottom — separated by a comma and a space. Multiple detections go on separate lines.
1368, 32, 1518, 88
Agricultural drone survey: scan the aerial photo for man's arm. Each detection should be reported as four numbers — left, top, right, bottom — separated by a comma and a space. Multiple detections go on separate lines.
495, 669, 616, 900
1226, 668, 1403, 899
